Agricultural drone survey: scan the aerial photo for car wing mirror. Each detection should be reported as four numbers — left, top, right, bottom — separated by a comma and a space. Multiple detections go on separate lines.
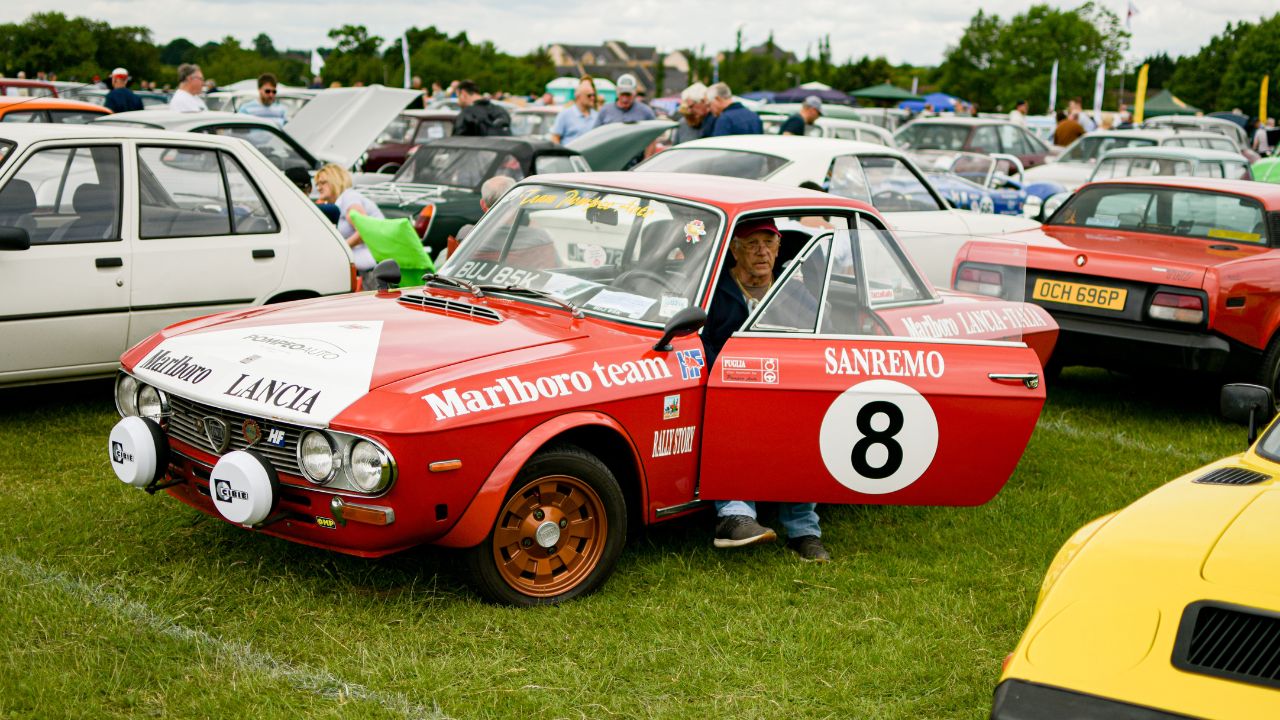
372, 258, 402, 292
653, 306, 707, 352
0, 225, 31, 251
1221, 383, 1275, 446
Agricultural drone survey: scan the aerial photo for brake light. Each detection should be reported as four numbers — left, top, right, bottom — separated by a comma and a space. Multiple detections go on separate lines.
1149, 292, 1204, 323
955, 266, 1004, 297
414, 203, 435, 239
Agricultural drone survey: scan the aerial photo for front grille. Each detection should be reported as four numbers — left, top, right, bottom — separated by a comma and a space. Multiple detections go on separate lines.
1193, 467, 1271, 486
1173, 602, 1280, 689
398, 293, 502, 323
166, 394, 303, 477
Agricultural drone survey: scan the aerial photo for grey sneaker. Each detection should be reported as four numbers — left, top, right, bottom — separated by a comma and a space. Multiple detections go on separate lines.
713, 515, 777, 548
786, 535, 831, 562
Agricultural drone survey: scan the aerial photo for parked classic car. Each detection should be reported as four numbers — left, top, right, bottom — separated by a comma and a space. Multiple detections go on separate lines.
511, 105, 562, 139
632, 134, 1040, 287
1089, 147, 1252, 182
360, 109, 457, 174
894, 117, 1052, 169
0, 123, 355, 387
568, 119, 676, 171
106, 172, 1055, 606
912, 151, 1034, 217
0, 79, 57, 98
955, 177, 1280, 392
204, 88, 318, 117
63, 87, 171, 109
358, 135, 590, 253
758, 114, 897, 146
0, 97, 110, 124
1142, 114, 1257, 160
994, 383, 1280, 719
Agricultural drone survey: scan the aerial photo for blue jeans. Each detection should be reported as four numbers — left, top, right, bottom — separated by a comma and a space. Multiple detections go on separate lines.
715, 500, 820, 539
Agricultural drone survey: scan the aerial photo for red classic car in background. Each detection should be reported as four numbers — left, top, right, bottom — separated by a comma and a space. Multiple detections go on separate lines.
107, 173, 1055, 605
955, 177, 1280, 392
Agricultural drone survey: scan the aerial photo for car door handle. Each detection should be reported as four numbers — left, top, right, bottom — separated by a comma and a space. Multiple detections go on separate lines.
252, 249, 275, 259
989, 373, 1040, 389
95, 257, 123, 268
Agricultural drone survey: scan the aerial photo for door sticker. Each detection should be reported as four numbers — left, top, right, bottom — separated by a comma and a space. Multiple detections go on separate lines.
818, 379, 938, 495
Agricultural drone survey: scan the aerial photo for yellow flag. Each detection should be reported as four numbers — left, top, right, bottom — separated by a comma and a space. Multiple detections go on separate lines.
1134, 64, 1149, 124
1262, 75, 1270, 125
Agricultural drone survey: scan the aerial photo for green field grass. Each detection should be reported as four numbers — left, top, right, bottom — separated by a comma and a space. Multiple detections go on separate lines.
0, 370, 1244, 719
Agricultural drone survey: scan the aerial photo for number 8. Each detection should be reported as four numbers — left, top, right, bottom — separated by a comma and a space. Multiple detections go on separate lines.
851, 401, 904, 479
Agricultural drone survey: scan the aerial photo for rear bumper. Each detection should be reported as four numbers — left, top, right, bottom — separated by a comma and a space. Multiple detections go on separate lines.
1052, 314, 1236, 374
991, 680, 1199, 720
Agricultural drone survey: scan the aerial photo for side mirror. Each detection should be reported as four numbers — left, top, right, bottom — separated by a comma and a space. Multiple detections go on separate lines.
372, 258, 401, 291
0, 226, 31, 251
653, 306, 707, 352
1221, 383, 1275, 446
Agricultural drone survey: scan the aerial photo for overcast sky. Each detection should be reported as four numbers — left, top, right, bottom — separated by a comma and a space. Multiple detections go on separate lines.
3, 0, 1276, 67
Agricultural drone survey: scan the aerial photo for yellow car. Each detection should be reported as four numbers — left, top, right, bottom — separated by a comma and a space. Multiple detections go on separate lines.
994, 384, 1280, 719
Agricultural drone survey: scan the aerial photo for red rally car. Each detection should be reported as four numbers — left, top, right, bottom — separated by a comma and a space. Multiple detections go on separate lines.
107, 172, 1057, 605
954, 177, 1280, 390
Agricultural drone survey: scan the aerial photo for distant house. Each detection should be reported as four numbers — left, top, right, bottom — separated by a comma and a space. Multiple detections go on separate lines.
548, 41, 689, 95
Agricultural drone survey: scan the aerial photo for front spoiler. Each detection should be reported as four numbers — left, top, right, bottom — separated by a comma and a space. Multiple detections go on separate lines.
991, 680, 1200, 720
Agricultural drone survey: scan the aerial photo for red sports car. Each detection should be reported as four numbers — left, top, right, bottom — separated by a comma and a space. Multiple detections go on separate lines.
106, 173, 1056, 605
955, 177, 1280, 389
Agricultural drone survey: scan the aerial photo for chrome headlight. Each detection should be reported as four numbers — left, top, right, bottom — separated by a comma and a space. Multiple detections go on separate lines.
115, 374, 140, 417
348, 440, 392, 493
298, 431, 339, 485
137, 385, 168, 419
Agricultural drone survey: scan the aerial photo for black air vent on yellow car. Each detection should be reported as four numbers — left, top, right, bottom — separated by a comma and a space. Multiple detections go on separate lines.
1173, 602, 1280, 690
398, 295, 502, 323
1192, 467, 1270, 486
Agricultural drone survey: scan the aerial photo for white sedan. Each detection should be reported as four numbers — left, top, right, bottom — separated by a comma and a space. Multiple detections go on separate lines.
634, 134, 1038, 286
0, 123, 355, 387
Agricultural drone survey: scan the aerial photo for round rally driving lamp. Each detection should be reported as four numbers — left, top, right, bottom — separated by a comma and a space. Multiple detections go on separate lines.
108, 416, 169, 488
209, 449, 280, 526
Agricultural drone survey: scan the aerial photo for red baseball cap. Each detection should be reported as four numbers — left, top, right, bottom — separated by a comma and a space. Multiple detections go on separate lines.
733, 218, 781, 239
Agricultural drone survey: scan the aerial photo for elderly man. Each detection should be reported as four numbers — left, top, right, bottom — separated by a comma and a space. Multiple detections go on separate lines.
593, 73, 656, 127
673, 82, 710, 144
780, 95, 822, 135
705, 82, 762, 137
169, 64, 207, 113
702, 218, 829, 562
103, 67, 143, 113
550, 77, 598, 144
238, 73, 288, 128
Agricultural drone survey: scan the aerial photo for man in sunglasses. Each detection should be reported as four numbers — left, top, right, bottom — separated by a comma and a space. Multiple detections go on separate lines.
238, 73, 288, 128
550, 77, 599, 145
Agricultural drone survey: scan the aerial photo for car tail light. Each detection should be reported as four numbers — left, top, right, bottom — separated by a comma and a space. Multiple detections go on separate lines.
414, 203, 436, 239
955, 266, 1004, 297
1149, 292, 1204, 323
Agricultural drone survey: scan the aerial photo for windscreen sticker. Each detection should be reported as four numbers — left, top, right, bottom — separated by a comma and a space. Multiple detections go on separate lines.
540, 272, 602, 299
684, 219, 706, 243
658, 295, 689, 318
132, 321, 383, 425
583, 289, 657, 319
519, 188, 656, 218
1085, 215, 1121, 228
1207, 228, 1262, 243
581, 244, 608, 268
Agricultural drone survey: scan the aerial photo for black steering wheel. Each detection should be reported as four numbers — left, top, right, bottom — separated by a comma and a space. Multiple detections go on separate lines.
613, 268, 678, 294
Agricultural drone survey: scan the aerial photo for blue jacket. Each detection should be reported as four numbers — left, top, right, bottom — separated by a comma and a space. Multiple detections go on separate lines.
706, 102, 763, 137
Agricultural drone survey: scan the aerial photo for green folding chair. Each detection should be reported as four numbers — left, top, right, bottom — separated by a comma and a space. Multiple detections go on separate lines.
349, 212, 435, 287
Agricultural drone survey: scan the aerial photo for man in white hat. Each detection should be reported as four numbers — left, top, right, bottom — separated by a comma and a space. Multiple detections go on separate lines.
673, 82, 709, 144
592, 72, 655, 128
104, 67, 143, 113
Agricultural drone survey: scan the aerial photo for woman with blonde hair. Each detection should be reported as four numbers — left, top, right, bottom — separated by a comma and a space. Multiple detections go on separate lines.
315, 164, 385, 272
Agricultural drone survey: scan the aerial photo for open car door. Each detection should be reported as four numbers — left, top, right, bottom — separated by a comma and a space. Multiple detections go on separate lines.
699, 218, 1049, 505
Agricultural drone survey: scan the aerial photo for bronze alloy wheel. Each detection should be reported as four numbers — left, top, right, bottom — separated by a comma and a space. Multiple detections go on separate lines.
491, 474, 608, 598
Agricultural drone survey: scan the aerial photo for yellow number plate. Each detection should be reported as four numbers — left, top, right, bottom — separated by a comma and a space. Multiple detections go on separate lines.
1033, 278, 1127, 311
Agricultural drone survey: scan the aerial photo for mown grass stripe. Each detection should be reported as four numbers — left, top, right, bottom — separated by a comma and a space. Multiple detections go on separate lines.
6, 554, 447, 720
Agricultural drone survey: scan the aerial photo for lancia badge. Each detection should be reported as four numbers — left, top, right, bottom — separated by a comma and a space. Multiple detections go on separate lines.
200, 416, 231, 454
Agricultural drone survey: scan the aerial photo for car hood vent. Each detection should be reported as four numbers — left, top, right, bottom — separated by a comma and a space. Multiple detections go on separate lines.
1193, 467, 1271, 486
1174, 602, 1280, 689
398, 293, 502, 323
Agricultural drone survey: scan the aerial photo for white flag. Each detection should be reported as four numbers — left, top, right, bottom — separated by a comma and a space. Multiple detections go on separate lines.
911, 76, 918, 95
1092, 62, 1106, 126
1126, 1, 1139, 30
310, 49, 324, 77
402, 32, 411, 89
1048, 60, 1059, 112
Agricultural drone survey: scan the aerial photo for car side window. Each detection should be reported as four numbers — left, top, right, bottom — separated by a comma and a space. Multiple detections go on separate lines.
222, 152, 279, 234
828, 155, 872, 203
137, 146, 231, 239
49, 111, 103, 125
970, 126, 999, 154
1, 111, 44, 123
858, 156, 943, 212
0, 144, 122, 245
749, 233, 831, 334
207, 126, 312, 172
996, 125, 1023, 154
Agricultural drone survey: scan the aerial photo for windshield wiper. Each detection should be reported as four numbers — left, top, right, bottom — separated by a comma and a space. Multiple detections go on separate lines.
424, 273, 483, 297
476, 284, 584, 318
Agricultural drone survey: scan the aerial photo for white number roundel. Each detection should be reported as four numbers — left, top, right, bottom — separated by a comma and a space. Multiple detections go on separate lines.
818, 379, 939, 495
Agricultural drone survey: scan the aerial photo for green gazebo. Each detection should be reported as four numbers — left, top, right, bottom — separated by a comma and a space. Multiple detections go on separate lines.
850, 83, 924, 103
1142, 89, 1201, 118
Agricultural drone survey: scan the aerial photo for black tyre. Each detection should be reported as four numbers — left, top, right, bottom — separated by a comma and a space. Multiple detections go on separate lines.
463, 444, 627, 606
1257, 334, 1280, 408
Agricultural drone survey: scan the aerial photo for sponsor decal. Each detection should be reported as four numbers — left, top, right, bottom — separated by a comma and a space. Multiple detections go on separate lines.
819, 379, 939, 495
824, 347, 945, 379
721, 357, 779, 384
676, 349, 705, 380
111, 440, 133, 465
223, 373, 321, 415
242, 333, 347, 361
214, 478, 247, 503
265, 428, 287, 447
140, 349, 212, 384
899, 307, 1048, 340
242, 419, 262, 445
315, 516, 337, 530
663, 394, 680, 420
652, 426, 696, 457
423, 358, 673, 421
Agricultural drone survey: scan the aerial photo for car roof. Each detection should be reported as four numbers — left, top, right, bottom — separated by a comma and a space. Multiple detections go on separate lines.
0, 121, 255, 146
668, 133, 903, 160
95, 110, 280, 131
1086, 177, 1280, 206
903, 116, 1010, 126
0, 97, 107, 113
528, 171, 873, 213
1100, 146, 1245, 162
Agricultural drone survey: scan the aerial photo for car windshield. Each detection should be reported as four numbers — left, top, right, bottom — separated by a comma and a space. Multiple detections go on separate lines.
1051, 186, 1268, 244
634, 148, 788, 180
511, 112, 553, 137
895, 123, 969, 151
1060, 136, 1157, 163
395, 146, 504, 188
439, 183, 722, 325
